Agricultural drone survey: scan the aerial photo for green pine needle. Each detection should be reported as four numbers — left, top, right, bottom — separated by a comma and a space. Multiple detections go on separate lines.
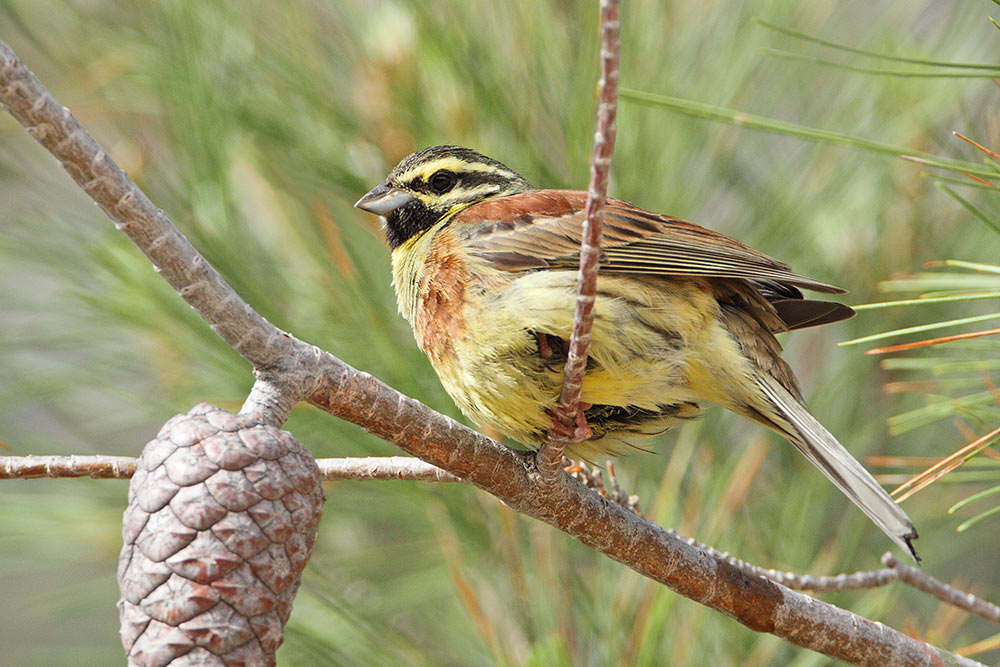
945, 260, 1000, 275
839, 312, 1000, 347
760, 47, 1000, 78
619, 88, 1000, 180
877, 273, 1000, 293
852, 292, 1000, 310
949, 485, 1000, 514
936, 183, 1000, 234
881, 357, 1000, 375
957, 504, 1000, 532
753, 16, 1000, 70
888, 390, 999, 434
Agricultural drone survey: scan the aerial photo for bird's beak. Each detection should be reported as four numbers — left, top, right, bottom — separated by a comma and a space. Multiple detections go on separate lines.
354, 181, 413, 215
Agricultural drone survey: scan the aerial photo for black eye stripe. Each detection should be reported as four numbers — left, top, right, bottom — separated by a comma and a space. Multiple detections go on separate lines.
456, 171, 516, 189
407, 170, 516, 194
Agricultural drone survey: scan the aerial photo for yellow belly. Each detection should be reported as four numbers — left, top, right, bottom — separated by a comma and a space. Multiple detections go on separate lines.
391, 229, 760, 458
429, 270, 738, 457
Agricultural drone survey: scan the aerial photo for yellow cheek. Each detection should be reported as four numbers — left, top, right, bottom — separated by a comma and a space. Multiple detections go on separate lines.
390, 220, 448, 324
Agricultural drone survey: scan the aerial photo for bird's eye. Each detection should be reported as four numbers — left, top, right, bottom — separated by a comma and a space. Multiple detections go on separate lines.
429, 170, 456, 194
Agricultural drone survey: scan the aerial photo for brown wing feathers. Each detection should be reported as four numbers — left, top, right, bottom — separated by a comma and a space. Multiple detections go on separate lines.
453, 190, 855, 331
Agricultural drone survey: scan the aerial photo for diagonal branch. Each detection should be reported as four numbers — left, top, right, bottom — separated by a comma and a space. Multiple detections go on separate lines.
0, 40, 306, 423
0, 37, 986, 667
539, 0, 620, 475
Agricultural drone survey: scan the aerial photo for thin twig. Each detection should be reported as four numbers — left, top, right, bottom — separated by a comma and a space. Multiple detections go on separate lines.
667, 529, 899, 591
318, 456, 460, 482
680, 535, 1000, 625
539, 0, 620, 477
0, 455, 459, 483
764, 567, 900, 592
883, 553, 1000, 624
0, 455, 137, 479
0, 37, 987, 666
4, 456, 998, 625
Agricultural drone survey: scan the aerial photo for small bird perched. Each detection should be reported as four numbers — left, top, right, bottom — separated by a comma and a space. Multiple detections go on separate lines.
356, 144, 918, 560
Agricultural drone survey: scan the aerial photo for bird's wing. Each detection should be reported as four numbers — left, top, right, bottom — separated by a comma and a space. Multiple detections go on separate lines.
452, 189, 847, 297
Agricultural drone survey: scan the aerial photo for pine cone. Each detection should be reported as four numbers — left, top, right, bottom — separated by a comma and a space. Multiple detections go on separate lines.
118, 404, 324, 666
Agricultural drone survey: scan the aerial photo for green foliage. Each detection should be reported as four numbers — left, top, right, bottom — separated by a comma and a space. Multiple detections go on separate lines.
750, 5, 1000, 627
852, 257, 1000, 547
1, 0, 998, 663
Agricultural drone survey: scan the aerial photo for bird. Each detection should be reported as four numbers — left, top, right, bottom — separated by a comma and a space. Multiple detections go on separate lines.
355, 144, 918, 560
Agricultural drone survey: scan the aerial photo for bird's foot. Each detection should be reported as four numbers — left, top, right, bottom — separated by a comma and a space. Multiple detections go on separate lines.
546, 402, 593, 444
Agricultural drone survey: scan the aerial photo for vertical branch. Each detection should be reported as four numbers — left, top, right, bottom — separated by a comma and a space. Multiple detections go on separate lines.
539, 0, 621, 476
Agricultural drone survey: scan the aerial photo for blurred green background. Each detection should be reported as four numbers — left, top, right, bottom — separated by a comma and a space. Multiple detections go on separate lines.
1, 0, 998, 664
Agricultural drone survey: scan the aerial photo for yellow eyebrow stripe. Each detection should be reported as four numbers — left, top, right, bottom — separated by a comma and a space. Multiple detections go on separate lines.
403, 157, 514, 183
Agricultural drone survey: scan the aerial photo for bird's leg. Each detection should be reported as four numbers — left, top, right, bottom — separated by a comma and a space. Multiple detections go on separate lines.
537, 332, 553, 359
546, 401, 593, 443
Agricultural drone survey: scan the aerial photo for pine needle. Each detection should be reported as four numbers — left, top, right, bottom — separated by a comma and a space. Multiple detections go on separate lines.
760, 48, 1000, 78
839, 312, 1000, 347
620, 88, 1000, 179
852, 292, 1000, 310
891, 424, 1000, 501
949, 484, 1000, 514
936, 183, 1000, 235
752, 17, 1000, 71
866, 327, 1000, 355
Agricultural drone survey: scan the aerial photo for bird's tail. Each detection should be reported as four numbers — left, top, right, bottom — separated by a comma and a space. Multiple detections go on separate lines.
754, 374, 920, 561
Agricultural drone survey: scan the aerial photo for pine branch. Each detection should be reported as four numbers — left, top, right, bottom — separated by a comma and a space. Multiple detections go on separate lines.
0, 36, 987, 667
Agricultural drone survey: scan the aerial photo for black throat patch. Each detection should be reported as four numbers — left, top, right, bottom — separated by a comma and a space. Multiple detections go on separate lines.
384, 198, 445, 250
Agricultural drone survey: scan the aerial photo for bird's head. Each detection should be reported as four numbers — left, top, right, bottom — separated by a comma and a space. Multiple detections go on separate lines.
355, 145, 532, 249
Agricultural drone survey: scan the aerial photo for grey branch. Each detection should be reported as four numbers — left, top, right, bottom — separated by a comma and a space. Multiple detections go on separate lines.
883, 553, 1000, 624
0, 454, 138, 479
319, 457, 460, 482
0, 455, 458, 483
678, 531, 900, 592
0, 37, 986, 667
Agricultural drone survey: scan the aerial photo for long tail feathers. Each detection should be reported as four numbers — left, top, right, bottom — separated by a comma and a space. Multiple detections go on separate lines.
756, 375, 920, 562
